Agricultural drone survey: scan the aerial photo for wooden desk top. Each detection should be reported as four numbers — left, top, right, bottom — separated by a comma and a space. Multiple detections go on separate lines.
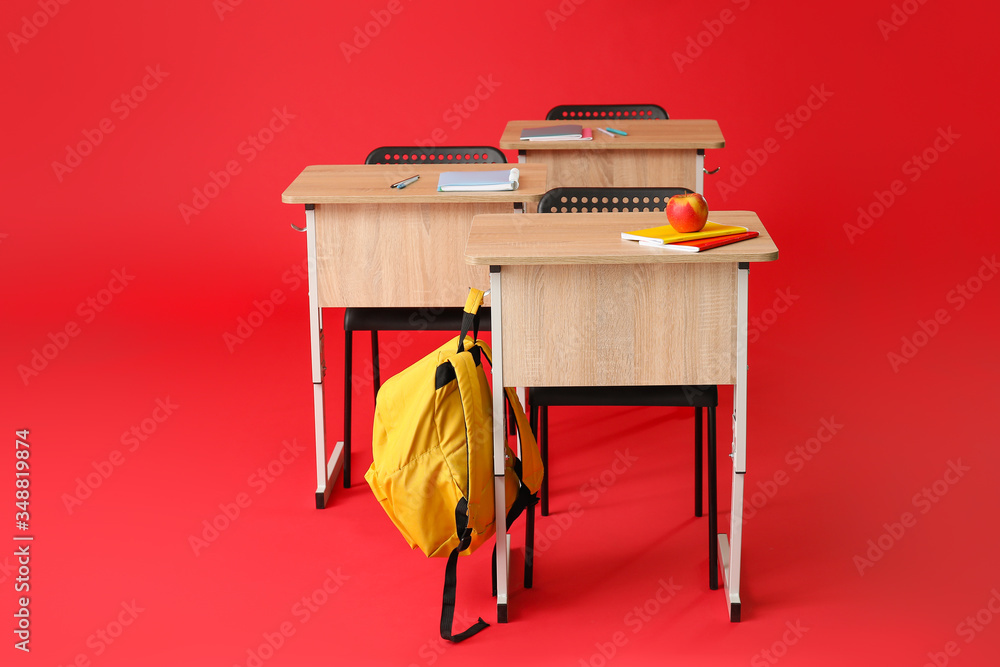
281, 164, 547, 204
499, 119, 725, 151
465, 211, 778, 265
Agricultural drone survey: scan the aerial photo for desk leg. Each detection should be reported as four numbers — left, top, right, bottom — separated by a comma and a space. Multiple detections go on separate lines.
305, 204, 344, 509
718, 262, 749, 621
513, 193, 526, 441
490, 266, 510, 622
695, 150, 705, 194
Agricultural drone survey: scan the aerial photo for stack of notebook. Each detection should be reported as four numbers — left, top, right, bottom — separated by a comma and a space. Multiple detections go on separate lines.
621, 221, 759, 252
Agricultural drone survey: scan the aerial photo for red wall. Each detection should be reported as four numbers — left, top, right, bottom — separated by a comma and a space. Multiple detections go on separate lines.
3, 0, 999, 664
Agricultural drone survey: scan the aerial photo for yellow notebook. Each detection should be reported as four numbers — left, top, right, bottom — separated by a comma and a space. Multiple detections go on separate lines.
621, 221, 749, 245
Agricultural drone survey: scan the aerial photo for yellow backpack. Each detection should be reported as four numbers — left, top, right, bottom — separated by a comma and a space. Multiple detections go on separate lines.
365, 289, 543, 642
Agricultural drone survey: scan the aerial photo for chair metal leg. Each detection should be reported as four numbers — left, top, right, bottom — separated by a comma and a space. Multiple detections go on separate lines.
370, 330, 380, 401
526, 399, 538, 588
540, 406, 549, 516
343, 329, 353, 489
708, 405, 719, 590
528, 402, 539, 458
524, 496, 535, 588
695, 406, 703, 518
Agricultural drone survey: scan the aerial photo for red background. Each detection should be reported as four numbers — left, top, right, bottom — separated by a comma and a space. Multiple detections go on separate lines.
3, 0, 999, 665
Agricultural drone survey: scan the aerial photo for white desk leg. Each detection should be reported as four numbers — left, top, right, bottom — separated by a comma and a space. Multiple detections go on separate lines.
490, 266, 510, 622
695, 150, 705, 195
512, 194, 526, 451
305, 204, 344, 509
718, 262, 749, 621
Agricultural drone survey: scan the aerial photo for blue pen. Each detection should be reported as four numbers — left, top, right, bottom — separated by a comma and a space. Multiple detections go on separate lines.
391, 175, 420, 189
605, 127, 628, 136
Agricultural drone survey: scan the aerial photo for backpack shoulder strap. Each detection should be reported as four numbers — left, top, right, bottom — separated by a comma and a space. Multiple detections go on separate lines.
439, 349, 490, 643
440, 498, 489, 642
456, 288, 485, 354
473, 340, 544, 495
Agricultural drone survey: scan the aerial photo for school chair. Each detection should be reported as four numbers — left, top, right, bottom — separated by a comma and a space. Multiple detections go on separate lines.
545, 104, 669, 121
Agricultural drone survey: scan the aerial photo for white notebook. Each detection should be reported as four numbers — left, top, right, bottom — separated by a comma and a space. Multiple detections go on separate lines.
437, 168, 519, 191
519, 124, 593, 141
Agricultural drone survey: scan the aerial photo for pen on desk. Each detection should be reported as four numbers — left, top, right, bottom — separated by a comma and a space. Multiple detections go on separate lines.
391, 175, 420, 189
595, 127, 615, 137
605, 127, 628, 136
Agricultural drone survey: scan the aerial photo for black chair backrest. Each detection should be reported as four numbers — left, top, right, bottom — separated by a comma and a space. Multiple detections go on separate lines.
538, 187, 692, 213
365, 146, 507, 164
545, 104, 668, 121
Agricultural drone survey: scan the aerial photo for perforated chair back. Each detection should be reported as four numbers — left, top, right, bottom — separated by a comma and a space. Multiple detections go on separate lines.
365, 146, 507, 165
537, 187, 692, 213
545, 104, 668, 121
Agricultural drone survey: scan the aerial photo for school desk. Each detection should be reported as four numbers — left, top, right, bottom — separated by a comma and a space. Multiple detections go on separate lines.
465, 210, 778, 622
281, 164, 547, 508
499, 119, 724, 193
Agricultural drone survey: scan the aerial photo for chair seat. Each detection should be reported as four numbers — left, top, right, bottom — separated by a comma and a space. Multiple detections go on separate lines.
528, 385, 717, 408
344, 307, 491, 332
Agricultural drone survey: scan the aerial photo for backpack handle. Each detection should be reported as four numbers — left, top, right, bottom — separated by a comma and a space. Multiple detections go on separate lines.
457, 288, 485, 353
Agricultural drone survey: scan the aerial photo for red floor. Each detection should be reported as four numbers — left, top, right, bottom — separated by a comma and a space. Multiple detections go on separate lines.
6, 295, 999, 666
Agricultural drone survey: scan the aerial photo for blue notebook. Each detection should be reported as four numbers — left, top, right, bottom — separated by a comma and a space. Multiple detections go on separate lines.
437, 168, 519, 192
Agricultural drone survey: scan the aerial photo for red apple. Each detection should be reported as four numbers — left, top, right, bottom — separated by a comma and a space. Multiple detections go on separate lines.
666, 192, 709, 233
